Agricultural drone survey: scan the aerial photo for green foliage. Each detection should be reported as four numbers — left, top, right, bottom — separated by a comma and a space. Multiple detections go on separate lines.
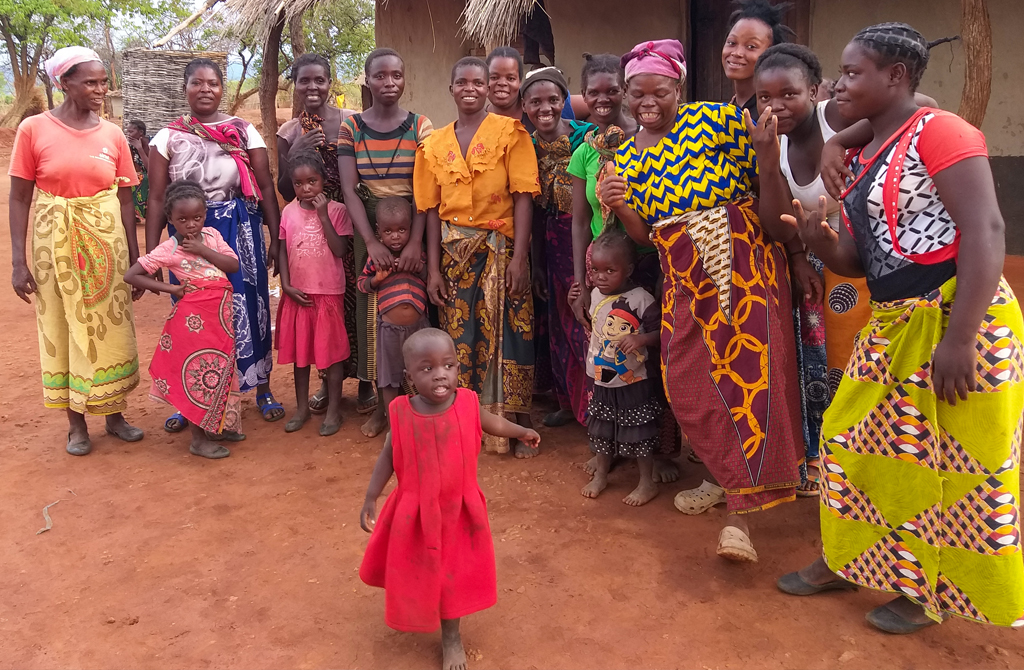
0, 0, 105, 79
303, 0, 375, 83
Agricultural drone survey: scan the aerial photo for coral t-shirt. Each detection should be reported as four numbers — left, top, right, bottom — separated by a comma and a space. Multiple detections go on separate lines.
9, 111, 139, 197
138, 228, 237, 284
279, 200, 353, 294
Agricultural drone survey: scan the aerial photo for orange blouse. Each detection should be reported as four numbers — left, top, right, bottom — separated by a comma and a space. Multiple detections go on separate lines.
413, 113, 539, 239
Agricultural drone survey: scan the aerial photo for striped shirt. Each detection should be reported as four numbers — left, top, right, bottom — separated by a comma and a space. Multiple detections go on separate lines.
357, 254, 429, 315
338, 112, 433, 198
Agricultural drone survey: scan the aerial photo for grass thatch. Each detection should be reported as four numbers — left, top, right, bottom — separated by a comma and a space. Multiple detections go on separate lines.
222, 0, 320, 51
461, 0, 538, 46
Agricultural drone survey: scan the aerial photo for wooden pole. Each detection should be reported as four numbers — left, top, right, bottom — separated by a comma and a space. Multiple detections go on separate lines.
260, 11, 286, 173
153, 0, 223, 48
957, 0, 992, 128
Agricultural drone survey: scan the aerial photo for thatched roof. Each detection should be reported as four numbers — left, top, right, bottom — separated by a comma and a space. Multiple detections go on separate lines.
461, 0, 539, 46
222, 0, 319, 48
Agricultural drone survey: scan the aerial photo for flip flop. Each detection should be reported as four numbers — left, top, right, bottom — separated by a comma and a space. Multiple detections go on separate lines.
189, 444, 231, 459
105, 424, 145, 442
356, 396, 378, 415
717, 525, 758, 563
66, 431, 92, 456
866, 603, 946, 634
796, 478, 820, 498
164, 412, 188, 433
308, 389, 329, 416
673, 480, 725, 515
257, 393, 285, 422
687, 450, 703, 464
777, 571, 858, 596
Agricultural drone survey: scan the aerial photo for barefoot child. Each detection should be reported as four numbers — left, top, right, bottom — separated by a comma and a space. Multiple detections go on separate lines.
124, 180, 242, 459
569, 230, 661, 506
276, 151, 353, 436
359, 328, 540, 670
357, 196, 429, 438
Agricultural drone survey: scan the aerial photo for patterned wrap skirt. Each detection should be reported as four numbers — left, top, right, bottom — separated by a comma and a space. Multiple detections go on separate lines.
820, 276, 1024, 626
651, 198, 804, 513
439, 222, 534, 453
32, 185, 140, 414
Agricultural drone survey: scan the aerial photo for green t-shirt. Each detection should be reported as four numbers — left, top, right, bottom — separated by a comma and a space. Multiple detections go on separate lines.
567, 142, 603, 238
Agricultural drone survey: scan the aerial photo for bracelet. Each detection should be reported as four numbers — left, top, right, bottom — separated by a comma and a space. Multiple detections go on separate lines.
786, 247, 806, 257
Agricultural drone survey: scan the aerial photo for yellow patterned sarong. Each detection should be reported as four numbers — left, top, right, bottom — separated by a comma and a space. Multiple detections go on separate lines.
821, 277, 1024, 625
32, 185, 140, 414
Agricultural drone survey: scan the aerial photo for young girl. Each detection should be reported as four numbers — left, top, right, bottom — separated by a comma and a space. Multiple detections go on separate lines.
569, 231, 661, 506
124, 180, 241, 459
359, 328, 540, 670
356, 196, 428, 437
778, 22, 1024, 633
276, 151, 353, 436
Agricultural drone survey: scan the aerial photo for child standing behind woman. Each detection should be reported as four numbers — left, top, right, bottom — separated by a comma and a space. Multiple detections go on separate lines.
125, 180, 242, 459
569, 231, 661, 506
276, 151, 353, 436
359, 328, 540, 670
356, 196, 428, 434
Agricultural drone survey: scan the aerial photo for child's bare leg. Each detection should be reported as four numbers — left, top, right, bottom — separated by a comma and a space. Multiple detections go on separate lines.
286, 365, 311, 432
440, 618, 467, 670
189, 423, 229, 459
512, 412, 538, 458
360, 384, 393, 438
624, 455, 658, 506
320, 362, 345, 436
582, 452, 612, 498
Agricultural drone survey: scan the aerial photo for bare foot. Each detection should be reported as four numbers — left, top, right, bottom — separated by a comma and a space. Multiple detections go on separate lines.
583, 455, 600, 475
623, 480, 658, 506
441, 619, 467, 670
513, 440, 538, 459
581, 471, 608, 498
652, 457, 679, 483
361, 411, 388, 438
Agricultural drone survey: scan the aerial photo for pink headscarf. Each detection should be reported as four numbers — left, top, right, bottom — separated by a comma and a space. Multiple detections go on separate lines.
621, 39, 687, 82
44, 46, 103, 88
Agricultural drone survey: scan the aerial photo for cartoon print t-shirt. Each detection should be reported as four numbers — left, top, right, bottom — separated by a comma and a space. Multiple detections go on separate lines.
587, 286, 660, 388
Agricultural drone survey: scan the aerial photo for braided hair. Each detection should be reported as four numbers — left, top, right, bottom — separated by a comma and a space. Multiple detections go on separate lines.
592, 228, 638, 268
291, 53, 332, 80
164, 180, 206, 218
288, 150, 326, 180
728, 0, 796, 46
852, 22, 957, 92
581, 52, 623, 91
755, 43, 822, 87
364, 48, 403, 75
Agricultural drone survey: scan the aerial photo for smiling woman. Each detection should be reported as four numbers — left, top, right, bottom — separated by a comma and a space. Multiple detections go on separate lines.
8, 46, 145, 456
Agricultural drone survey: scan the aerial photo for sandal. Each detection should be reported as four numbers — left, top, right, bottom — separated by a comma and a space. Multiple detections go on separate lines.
717, 525, 758, 563
673, 480, 726, 515
866, 602, 946, 634
257, 393, 285, 422
687, 450, 703, 464
796, 478, 820, 498
356, 395, 378, 415
164, 412, 188, 433
777, 571, 857, 596
308, 389, 329, 416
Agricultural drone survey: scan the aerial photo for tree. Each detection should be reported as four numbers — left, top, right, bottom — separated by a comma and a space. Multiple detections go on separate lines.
957, 0, 992, 128
0, 0, 105, 126
303, 0, 374, 83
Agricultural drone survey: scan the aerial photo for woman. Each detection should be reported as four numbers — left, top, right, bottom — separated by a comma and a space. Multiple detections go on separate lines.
416, 57, 540, 457
146, 58, 283, 427
486, 47, 584, 133
722, 0, 794, 118
337, 47, 433, 438
778, 23, 1024, 634
521, 66, 593, 428
126, 119, 150, 224
276, 53, 359, 420
9, 46, 145, 455
600, 40, 803, 561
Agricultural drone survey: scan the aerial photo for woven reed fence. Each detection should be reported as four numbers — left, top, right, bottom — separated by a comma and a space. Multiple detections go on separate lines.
122, 49, 229, 131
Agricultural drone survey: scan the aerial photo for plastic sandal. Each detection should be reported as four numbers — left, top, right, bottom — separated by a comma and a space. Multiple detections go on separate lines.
673, 480, 726, 515
308, 389, 329, 415
257, 393, 285, 422
717, 525, 758, 563
164, 412, 188, 433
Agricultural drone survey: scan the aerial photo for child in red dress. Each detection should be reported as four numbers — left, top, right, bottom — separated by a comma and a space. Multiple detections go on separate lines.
359, 328, 540, 670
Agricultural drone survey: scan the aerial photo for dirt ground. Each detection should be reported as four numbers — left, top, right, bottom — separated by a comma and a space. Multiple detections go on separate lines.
3, 127, 1024, 670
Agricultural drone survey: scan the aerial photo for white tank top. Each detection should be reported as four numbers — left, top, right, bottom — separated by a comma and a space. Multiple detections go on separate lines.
779, 100, 841, 230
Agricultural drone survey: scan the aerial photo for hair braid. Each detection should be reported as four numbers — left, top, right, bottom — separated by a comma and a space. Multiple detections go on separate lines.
755, 43, 822, 86
852, 22, 955, 91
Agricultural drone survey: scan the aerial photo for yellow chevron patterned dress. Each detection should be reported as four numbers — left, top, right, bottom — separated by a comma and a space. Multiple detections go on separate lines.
615, 102, 804, 513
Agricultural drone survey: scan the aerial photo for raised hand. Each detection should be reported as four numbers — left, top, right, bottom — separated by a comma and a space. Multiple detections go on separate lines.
744, 105, 780, 165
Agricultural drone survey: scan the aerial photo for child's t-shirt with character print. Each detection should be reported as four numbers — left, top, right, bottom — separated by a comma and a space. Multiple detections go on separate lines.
587, 286, 660, 388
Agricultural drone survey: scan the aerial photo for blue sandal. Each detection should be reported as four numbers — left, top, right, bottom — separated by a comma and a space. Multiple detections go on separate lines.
257, 393, 285, 422
164, 412, 188, 433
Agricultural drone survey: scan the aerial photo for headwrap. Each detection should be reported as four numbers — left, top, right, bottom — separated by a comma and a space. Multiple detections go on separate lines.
620, 39, 686, 82
168, 114, 263, 201
44, 46, 103, 88
521, 66, 569, 100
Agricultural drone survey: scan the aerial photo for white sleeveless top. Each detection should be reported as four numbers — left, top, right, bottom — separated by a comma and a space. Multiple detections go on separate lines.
779, 100, 841, 229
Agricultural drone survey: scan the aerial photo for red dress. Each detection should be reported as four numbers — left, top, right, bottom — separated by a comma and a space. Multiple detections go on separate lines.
359, 388, 497, 632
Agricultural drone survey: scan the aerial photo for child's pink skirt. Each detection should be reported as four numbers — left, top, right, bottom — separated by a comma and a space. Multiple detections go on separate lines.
275, 293, 350, 369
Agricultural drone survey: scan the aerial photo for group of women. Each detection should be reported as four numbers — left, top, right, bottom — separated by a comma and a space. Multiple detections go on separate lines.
10, 0, 1024, 637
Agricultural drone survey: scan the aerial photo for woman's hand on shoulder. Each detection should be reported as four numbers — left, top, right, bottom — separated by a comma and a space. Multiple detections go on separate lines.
396, 242, 424, 274
367, 239, 396, 271
744, 106, 780, 165
821, 137, 854, 200
359, 498, 377, 533
11, 264, 37, 303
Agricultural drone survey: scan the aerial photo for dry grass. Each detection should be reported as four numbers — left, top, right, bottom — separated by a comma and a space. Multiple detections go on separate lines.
461, 0, 538, 46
